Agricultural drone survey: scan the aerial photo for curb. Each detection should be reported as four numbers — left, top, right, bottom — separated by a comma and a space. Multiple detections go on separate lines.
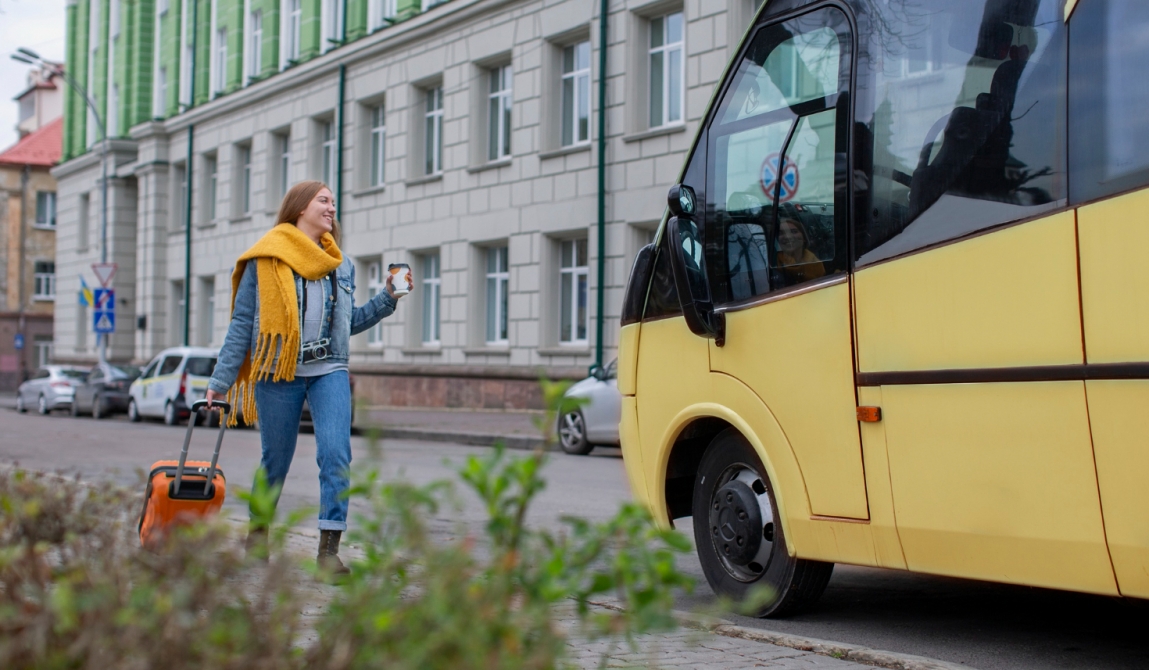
589, 599, 974, 670
364, 425, 550, 451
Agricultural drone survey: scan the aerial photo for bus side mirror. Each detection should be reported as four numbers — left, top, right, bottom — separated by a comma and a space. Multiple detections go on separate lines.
666, 184, 725, 345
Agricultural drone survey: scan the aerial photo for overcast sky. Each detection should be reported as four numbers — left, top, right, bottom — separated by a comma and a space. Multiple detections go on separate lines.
0, 0, 67, 152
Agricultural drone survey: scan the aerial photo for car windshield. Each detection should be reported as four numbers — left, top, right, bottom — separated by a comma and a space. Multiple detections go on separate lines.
56, 369, 88, 381
184, 357, 217, 377
109, 365, 141, 380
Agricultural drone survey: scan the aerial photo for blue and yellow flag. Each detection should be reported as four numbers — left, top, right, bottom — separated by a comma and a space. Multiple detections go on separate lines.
78, 275, 94, 306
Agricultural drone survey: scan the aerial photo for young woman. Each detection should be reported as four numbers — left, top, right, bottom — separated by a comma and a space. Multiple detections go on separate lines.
205, 180, 407, 573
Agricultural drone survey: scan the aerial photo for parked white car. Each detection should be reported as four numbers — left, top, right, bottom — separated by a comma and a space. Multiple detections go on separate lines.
557, 359, 621, 455
128, 347, 219, 425
15, 365, 89, 414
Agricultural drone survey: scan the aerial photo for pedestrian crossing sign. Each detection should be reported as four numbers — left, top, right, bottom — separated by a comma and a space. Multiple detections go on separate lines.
94, 310, 115, 333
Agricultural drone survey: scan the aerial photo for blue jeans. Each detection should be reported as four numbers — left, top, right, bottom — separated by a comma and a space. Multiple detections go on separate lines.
254, 370, 352, 531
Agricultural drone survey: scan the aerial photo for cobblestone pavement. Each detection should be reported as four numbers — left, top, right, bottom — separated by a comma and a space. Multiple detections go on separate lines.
272, 528, 879, 670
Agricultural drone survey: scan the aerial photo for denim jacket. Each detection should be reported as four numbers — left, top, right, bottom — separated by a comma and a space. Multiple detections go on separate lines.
208, 257, 396, 394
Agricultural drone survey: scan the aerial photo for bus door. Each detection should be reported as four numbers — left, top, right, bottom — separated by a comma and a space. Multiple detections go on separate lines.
850, 0, 1116, 594
702, 7, 869, 520
1068, 0, 1149, 599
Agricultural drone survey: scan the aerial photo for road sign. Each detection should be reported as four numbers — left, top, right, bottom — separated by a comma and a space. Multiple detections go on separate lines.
94, 310, 116, 333
93, 288, 114, 310
91, 263, 117, 287
760, 153, 800, 204
14, 333, 24, 350
93, 288, 115, 333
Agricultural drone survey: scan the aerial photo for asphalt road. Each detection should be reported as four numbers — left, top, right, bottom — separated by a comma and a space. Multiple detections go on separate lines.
2, 407, 1145, 670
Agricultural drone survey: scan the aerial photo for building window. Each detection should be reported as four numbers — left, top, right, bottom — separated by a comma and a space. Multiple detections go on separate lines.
214, 28, 228, 94
561, 41, 591, 146
370, 0, 398, 28
366, 261, 385, 345
198, 277, 215, 346
34, 336, 53, 368
33, 261, 56, 300
205, 153, 218, 221
321, 120, 337, 186
239, 144, 253, 214
321, 0, 343, 52
78, 193, 90, 249
485, 246, 509, 344
111, 0, 121, 37
649, 11, 684, 128
276, 132, 292, 197
171, 280, 185, 346
35, 191, 57, 228
559, 239, 588, 343
488, 65, 512, 161
159, 0, 169, 14
422, 253, 441, 344
155, 66, 167, 117
174, 161, 188, 229
248, 10, 263, 80
76, 303, 88, 350
369, 104, 386, 186
282, 0, 302, 68
108, 84, 119, 137
424, 86, 443, 175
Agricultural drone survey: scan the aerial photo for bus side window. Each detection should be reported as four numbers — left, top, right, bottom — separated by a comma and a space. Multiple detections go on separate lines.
854, 0, 1068, 265
1068, 0, 1149, 203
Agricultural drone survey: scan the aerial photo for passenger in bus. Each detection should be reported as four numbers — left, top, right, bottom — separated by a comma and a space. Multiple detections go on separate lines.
776, 217, 825, 284
725, 190, 774, 300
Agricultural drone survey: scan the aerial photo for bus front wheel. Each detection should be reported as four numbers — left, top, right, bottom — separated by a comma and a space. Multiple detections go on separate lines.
692, 429, 833, 618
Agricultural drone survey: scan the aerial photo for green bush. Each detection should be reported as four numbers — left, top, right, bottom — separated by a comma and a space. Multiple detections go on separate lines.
0, 379, 693, 669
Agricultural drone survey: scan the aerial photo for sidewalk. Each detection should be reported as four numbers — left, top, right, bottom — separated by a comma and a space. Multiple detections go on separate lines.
275, 526, 917, 670
357, 406, 552, 450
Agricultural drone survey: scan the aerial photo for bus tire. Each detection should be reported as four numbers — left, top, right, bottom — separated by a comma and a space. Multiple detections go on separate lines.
692, 428, 833, 618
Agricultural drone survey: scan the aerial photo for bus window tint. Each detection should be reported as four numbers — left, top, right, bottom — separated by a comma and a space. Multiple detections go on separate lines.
1068, 0, 1149, 204
709, 7, 850, 303
855, 0, 1067, 265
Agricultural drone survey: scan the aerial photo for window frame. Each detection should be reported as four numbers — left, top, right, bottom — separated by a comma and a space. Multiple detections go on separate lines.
561, 41, 592, 147
35, 191, 57, 229
33, 260, 56, 301
488, 64, 513, 161
559, 238, 589, 344
214, 26, 228, 95
649, 11, 685, 129
485, 246, 509, 345
238, 143, 253, 215
421, 252, 442, 345
424, 86, 444, 175
248, 9, 263, 81
205, 152, 218, 222
366, 261, 385, 346
370, 103, 387, 187
281, 0, 302, 69
320, 119, 337, 187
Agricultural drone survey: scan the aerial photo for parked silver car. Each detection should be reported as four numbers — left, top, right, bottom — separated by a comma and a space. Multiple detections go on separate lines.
557, 359, 621, 455
15, 366, 89, 414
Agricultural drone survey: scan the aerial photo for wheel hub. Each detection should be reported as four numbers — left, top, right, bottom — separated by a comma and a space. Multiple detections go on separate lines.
710, 479, 763, 566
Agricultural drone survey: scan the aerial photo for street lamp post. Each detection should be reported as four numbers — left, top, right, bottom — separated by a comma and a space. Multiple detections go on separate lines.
12, 48, 110, 367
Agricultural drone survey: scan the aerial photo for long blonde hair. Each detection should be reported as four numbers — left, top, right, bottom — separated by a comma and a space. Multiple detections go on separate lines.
276, 180, 341, 245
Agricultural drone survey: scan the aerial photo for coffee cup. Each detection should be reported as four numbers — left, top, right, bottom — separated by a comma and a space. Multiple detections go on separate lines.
388, 263, 412, 296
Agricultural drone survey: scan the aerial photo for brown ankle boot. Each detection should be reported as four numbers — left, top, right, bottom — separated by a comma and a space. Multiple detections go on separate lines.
317, 530, 351, 575
245, 526, 269, 563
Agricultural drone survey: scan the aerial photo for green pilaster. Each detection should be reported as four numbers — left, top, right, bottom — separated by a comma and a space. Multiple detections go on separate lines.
224, 0, 244, 92
91, 0, 109, 144
300, 0, 320, 61
396, 0, 420, 22
346, 0, 367, 41
262, 0, 280, 77
127, 0, 156, 129
64, 1, 85, 160
193, 0, 211, 106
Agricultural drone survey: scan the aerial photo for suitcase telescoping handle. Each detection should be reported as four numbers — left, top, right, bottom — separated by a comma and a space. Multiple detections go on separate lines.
173, 399, 232, 497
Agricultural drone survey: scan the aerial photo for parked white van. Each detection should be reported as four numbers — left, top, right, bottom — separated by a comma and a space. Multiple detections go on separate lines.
128, 347, 219, 425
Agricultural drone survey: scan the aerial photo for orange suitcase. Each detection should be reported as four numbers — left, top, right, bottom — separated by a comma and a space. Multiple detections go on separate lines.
139, 399, 231, 548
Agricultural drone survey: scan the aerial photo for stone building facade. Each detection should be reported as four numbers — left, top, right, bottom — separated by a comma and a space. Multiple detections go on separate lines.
0, 69, 63, 391
54, 0, 759, 409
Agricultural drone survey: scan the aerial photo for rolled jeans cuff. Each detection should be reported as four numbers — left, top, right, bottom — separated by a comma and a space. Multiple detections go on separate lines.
318, 519, 348, 531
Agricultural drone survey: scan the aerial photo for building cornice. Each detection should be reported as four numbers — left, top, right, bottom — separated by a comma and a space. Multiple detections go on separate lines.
51, 139, 139, 179
136, 0, 524, 134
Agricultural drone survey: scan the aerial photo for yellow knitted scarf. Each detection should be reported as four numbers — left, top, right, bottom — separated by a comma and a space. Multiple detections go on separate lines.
225, 223, 343, 425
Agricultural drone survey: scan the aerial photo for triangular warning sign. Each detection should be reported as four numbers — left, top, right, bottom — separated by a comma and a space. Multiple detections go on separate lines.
92, 263, 117, 287
96, 313, 113, 331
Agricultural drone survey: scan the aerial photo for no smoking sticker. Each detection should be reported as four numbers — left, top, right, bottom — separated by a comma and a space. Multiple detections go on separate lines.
760, 153, 800, 203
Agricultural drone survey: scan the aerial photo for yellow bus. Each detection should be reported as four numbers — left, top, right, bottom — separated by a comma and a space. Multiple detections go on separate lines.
618, 0, 1149, 616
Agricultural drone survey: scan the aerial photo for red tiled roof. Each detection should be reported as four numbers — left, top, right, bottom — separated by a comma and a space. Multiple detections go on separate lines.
0, 117, 63, 167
